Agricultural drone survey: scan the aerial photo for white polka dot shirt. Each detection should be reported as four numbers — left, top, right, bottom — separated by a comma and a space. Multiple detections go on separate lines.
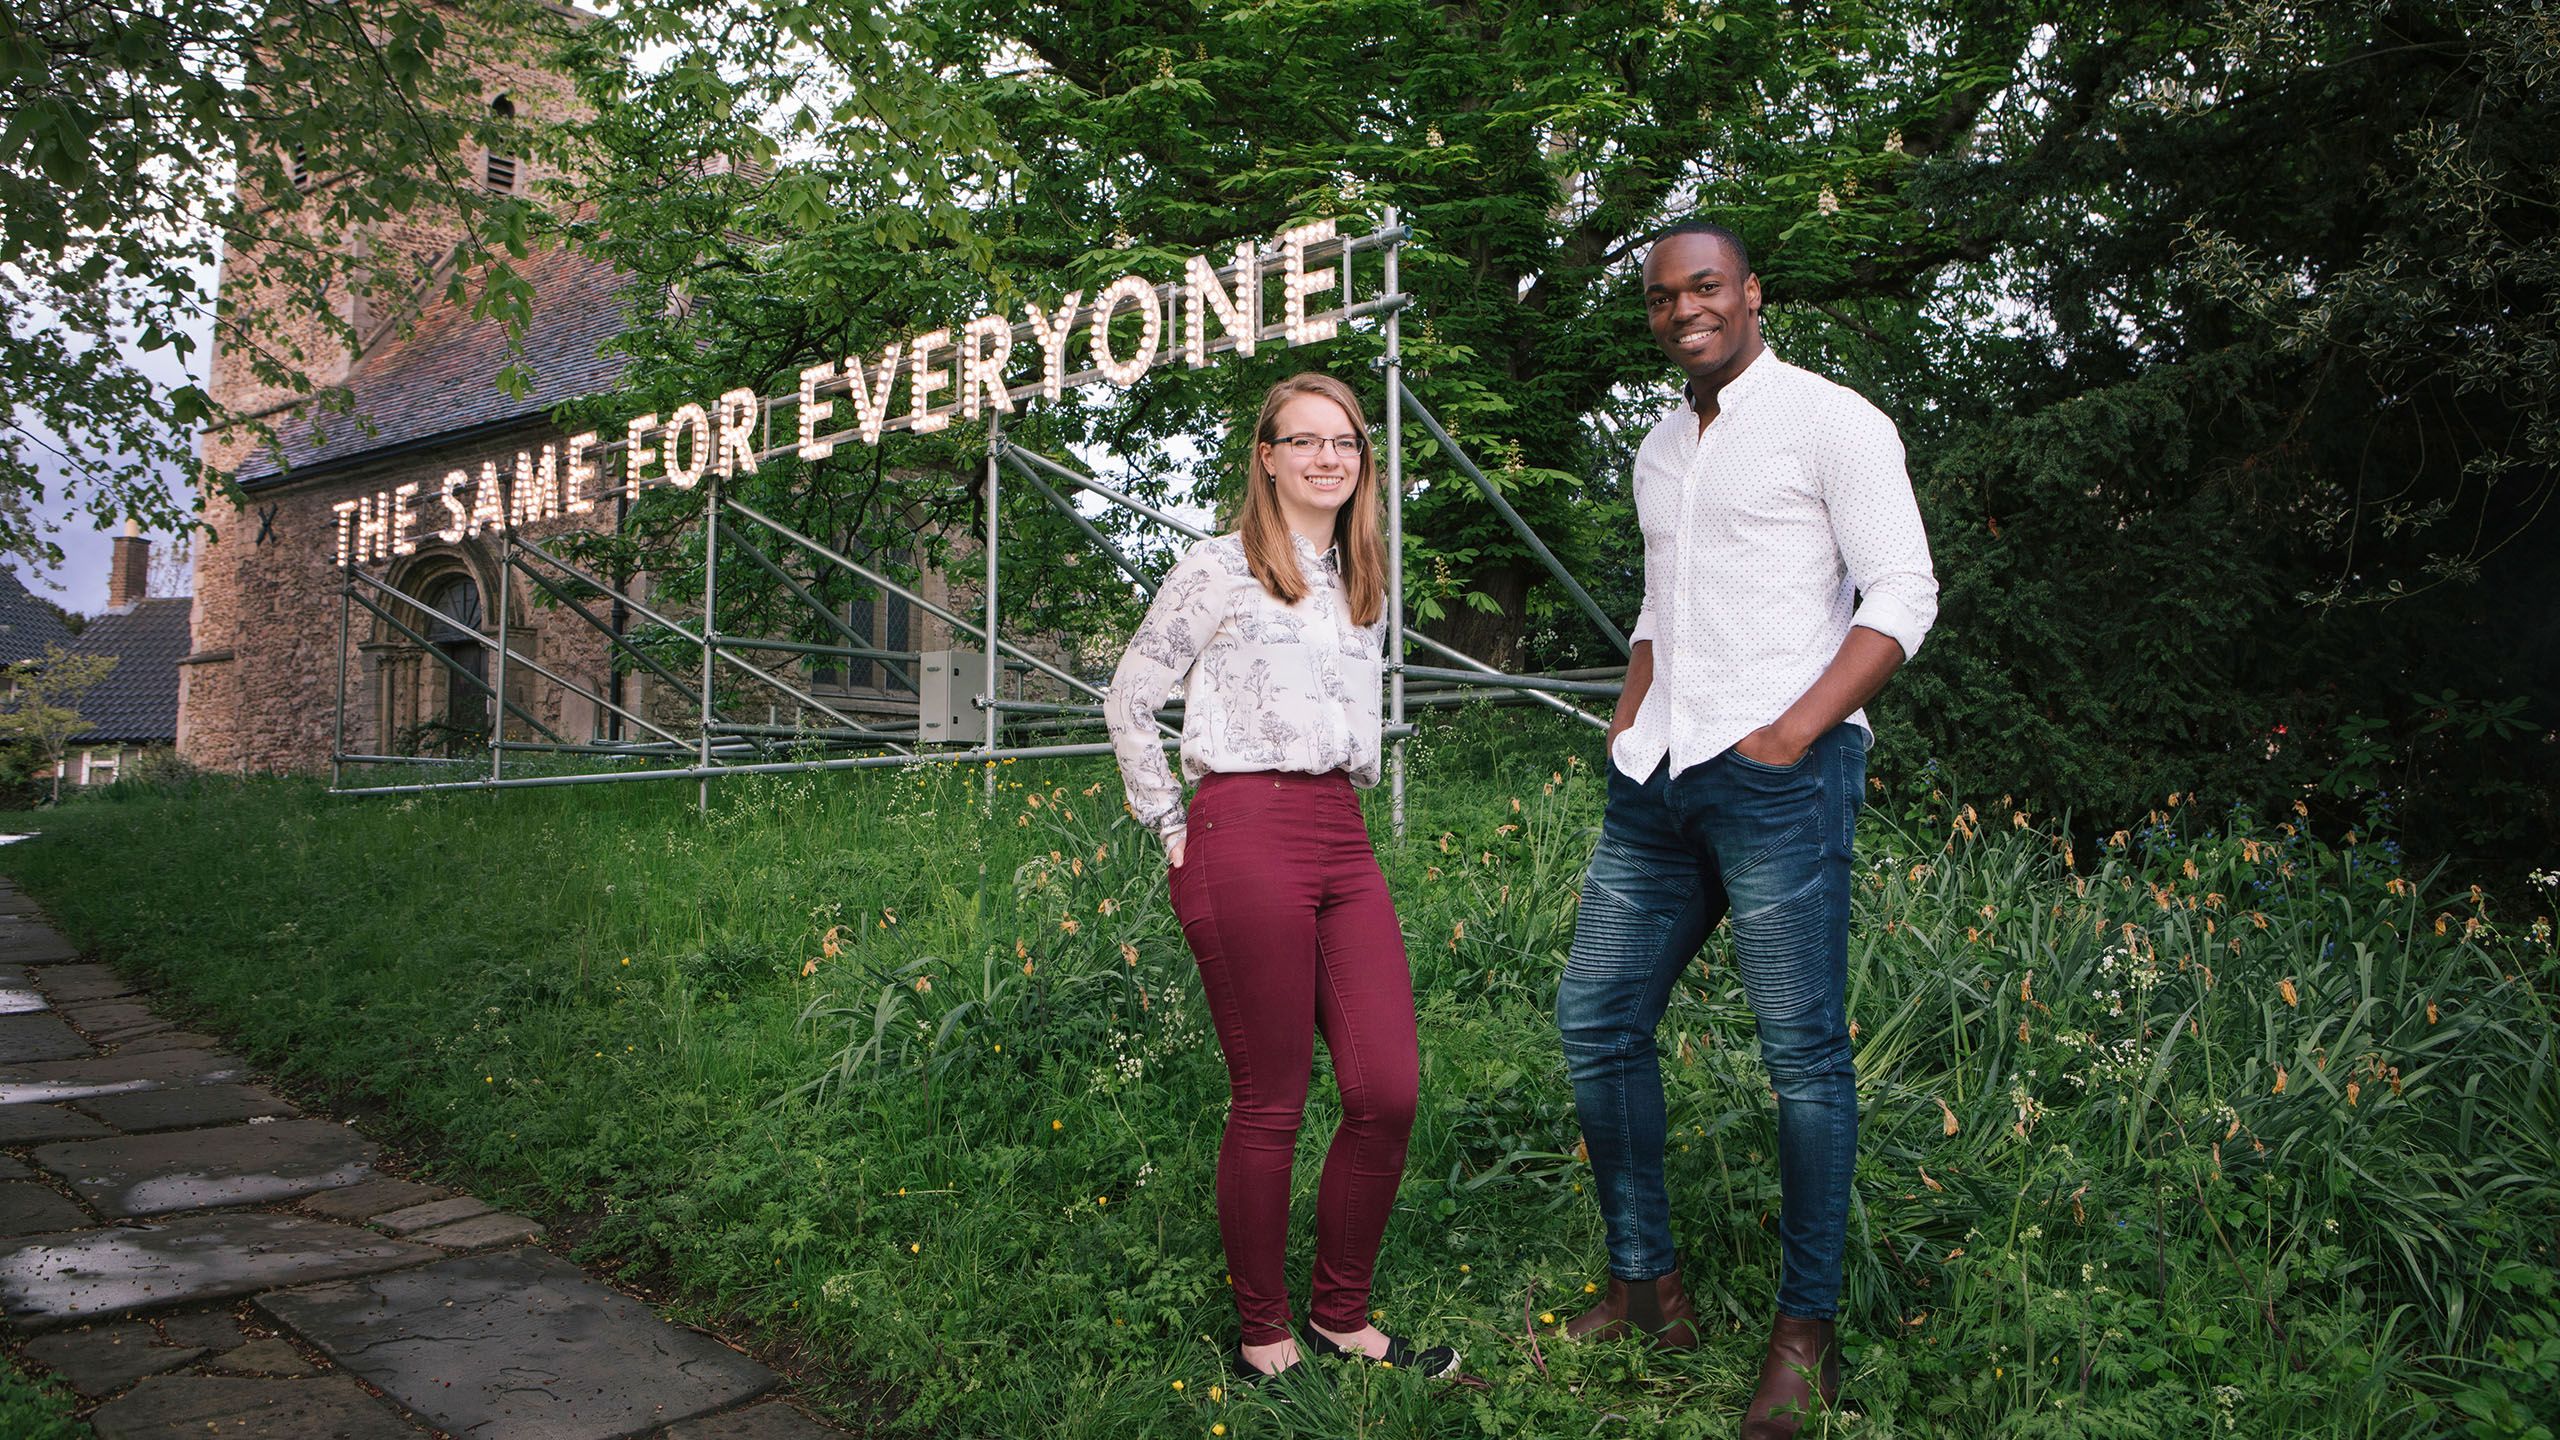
1613, 349, 1939, 781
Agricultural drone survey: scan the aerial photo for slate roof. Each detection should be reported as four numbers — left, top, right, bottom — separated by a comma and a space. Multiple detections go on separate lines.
64, 597, 192, 745
235, 243, 633, 487
0, 568, 77, 665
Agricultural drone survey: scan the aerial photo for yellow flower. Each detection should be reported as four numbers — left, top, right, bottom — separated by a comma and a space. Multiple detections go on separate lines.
1051, 1119, 1063, 1131
620, 957, 630, 966
1583, 1282, 1597, 1293
1539, 1311, 1556, 1324
1208, 1385, 1223, 1402
1172, 1380, 1184, 1391
484, 1075, 493, 1084
910, 1242, 920, 1253
1213, 1426, 1227, 1437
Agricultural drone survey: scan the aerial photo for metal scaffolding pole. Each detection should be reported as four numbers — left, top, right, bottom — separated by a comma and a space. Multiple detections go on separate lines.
1397, 378, 1630, 658
1004, 445, 1209, 542
491, 531, 511, 785
712, 518, 919, 692
722, 496, 1168, 737
1002, 449, 1158, 598
332, 579, 350, 788
1382, 205, 1408, 838
505, 548, 705, 713
983, 411, 1002, 808
698, 475, 719, 816
343, 578, 565, 744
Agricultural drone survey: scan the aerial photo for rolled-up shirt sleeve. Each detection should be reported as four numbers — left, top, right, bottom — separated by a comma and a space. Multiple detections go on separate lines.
1822, 400, 1938, 660
1105, 543, 1229, 849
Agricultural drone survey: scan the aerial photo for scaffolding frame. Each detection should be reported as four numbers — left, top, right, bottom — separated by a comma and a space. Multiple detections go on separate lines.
327, 214, 1624, 832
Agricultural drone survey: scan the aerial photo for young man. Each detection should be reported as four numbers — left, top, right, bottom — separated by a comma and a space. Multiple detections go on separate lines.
1555, 221, 1938, 1438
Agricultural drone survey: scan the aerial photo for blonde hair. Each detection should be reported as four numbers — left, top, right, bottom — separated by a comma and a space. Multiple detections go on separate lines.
1235, 373, 1386, 628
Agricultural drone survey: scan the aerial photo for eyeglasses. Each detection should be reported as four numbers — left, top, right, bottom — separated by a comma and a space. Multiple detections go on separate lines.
1269, 433, 1367, 457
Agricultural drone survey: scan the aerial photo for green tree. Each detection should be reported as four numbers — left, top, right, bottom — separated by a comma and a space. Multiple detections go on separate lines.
0, 645, 117, 800
563, 0, 2554, 871
1, 0, 557, 563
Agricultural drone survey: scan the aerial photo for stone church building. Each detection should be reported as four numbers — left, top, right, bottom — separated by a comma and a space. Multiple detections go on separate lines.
178, 26, 963, 775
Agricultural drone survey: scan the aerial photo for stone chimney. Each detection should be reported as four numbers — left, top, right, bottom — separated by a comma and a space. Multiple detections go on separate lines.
108, 520, 150, 611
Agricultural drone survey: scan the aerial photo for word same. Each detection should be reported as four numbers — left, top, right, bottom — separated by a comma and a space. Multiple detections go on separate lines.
332, 220, 1356, 568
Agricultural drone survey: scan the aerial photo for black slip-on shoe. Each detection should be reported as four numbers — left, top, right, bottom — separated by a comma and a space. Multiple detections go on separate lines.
1231, 1347, 1328, 1403
1302, 1324, 1463, 1381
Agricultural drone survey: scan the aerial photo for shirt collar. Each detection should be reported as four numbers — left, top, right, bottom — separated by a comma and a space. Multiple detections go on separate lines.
1680, 346, 1781, 418
1289, 531, 1343, 574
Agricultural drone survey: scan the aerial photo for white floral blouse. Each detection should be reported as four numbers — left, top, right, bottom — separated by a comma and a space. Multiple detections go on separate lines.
1106, 531, 1387, 850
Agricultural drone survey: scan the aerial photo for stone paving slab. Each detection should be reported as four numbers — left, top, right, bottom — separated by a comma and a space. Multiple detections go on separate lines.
654, 1400, 850, 1438
71, 1083, 297, 1134
372, 1195, 491, 1235
0, 930, 80, 965
31, 963, 141, 1003
0, 1211, 433, 1328
0, 1048, 252, 1104
0, 1013, 93, 1063
261, 1247, 777, 1440
0, 1102, 112, 1145
0, 1155, 31, 1180
63, 1001, 169, 1042
34, 1118, 378, 1218
114, 1030, 227, 1056
156, 1308, 249, 1350
20, 1320, 206, 1396
88, 1373, 429, 1439
0, 1181, 90, 1237
0, 893, 45, 916
207, 1336, 317, 1375
411, 1212, 545, 1251
300, 1178, 452, 1222
0, 982, 47, 1014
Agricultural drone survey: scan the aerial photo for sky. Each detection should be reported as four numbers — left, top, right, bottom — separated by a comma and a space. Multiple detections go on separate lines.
5, 291, 211, 618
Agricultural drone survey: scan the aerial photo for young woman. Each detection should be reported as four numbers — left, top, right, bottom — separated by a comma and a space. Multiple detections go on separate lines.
1106, 373, 1457, 1384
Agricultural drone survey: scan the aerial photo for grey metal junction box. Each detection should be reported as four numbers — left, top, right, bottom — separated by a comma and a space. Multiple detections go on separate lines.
917, 650, 985, 744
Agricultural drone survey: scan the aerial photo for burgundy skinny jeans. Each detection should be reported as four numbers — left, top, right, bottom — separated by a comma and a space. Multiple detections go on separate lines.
1168, 769, 1419, 1345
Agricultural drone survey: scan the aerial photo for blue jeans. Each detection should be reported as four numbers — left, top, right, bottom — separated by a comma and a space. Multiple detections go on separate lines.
1555, 723, 1867, 1319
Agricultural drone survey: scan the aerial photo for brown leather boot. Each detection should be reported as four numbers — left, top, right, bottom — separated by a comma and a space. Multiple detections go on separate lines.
1560, 1267, 1699, 1349
1738, 1314, 1842, 1439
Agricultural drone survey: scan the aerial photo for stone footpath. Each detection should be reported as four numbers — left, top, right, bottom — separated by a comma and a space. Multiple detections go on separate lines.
0, 880, 850, 1439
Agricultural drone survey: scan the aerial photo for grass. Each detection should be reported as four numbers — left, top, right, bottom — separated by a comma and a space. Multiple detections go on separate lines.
0, 1357, 86, 1439
4, 709, 2556, 1438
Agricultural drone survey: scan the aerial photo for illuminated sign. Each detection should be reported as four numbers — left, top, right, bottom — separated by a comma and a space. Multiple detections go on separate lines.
333, 219, 1367, 567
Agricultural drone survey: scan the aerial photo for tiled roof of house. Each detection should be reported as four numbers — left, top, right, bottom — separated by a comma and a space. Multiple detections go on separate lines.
64, 597, 193, 745
0, 568, 77, 666
235, 243, 633, 486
